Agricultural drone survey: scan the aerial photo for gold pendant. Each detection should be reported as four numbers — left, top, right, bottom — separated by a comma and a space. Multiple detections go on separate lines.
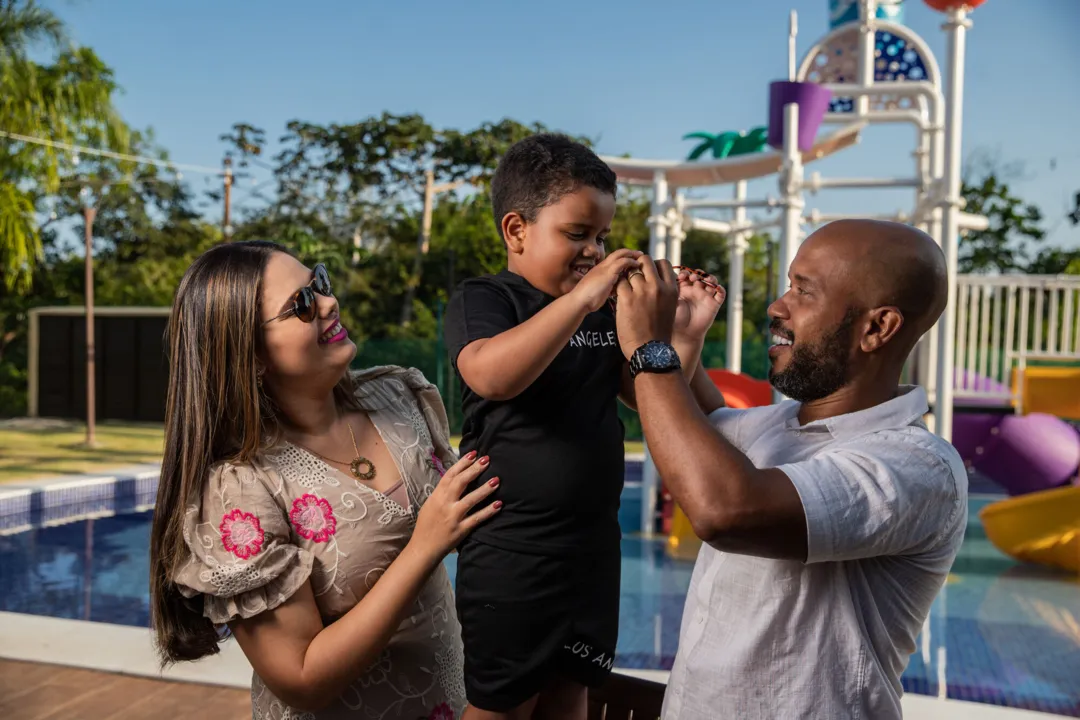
351, 456, 376, 481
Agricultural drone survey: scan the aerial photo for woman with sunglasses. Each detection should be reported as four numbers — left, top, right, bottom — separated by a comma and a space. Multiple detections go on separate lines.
149, 240, 501, 719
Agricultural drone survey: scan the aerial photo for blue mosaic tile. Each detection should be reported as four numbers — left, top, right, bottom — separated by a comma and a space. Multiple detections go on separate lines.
0, 490, 32, 534
0, 466, 160, 534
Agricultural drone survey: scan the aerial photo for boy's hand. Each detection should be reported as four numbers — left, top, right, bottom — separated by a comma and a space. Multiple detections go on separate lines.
673, 269, 726, 343
569, 248, 644, 312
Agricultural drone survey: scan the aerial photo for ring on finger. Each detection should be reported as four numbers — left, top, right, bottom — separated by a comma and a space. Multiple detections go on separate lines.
627, 270, 645, 282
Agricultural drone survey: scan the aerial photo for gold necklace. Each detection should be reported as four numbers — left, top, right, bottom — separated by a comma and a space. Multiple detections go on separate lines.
295, 422, 376, 481
345, 422, 376, 481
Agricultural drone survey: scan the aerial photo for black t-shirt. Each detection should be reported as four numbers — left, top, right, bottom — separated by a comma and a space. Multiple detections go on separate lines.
444, 270, 626, 555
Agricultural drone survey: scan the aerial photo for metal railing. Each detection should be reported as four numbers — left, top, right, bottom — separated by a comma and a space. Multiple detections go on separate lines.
950, 274, 1080, 411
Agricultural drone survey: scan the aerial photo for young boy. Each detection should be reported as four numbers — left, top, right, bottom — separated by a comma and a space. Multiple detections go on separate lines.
444, 134, 709, 719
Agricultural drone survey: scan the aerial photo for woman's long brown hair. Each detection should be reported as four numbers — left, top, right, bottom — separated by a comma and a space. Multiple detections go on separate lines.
150, 240, 356, 664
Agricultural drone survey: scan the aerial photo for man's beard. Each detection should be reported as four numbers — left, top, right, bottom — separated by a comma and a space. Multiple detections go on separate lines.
768, 309, 859, 403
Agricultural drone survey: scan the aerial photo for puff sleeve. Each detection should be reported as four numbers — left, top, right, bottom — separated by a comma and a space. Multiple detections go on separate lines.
173, 460, 314, 624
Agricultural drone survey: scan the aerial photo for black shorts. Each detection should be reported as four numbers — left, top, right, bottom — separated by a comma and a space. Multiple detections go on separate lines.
454, 538, 621, 712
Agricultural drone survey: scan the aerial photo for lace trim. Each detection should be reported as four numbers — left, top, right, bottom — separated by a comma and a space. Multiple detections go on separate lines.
267, 444, 341, 490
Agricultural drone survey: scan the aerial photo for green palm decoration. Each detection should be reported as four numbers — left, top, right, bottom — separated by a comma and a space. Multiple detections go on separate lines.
682, 126, 769, 162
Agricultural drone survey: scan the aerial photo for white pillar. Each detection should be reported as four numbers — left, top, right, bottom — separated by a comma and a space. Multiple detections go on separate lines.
668, 191, 685, 268
913, 122, 935, 427
857, 0, 878, 117
925, 101, 946, 423
726, 181, 749, 374
775, 102, 804, 404
778, 103, 804, 296
933, 7, 971, 444
648, 171, 669, 259
642, 170, 670, 535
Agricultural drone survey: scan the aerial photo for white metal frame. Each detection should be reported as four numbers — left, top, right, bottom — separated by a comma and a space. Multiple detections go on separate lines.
605, 0, 989, 534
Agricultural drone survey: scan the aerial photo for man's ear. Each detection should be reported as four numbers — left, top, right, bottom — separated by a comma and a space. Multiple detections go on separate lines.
502, 211, 527, 255
860, 306, 905, 352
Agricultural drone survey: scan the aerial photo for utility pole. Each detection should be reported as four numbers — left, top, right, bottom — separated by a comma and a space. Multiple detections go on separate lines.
223, 156, 234, 240
400, 170, 464, 325
81, 187, 98, 448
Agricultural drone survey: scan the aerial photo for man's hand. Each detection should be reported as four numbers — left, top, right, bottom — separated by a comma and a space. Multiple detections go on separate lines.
674, 269, 726, 345
614, 256, 679, 361
568, 248, 643, 313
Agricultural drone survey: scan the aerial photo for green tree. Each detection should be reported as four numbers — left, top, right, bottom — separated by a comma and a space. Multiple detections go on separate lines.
0, 0, 128, 292
0, 129, 220, 416
221, 115, 601, 339
958, 172, 1045, 273
1025, 246, 1080, 276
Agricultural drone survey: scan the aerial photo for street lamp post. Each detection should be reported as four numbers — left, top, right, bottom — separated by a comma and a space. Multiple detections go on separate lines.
400, 169, 465, 326
81, 186, 99, 448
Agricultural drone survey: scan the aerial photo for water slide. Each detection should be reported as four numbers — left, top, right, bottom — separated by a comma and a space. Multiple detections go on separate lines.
953, 370, 1080, 574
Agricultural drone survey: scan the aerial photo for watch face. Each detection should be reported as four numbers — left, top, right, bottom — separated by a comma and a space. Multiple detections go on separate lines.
635, 341, 680, 373
642, 343, 677, 367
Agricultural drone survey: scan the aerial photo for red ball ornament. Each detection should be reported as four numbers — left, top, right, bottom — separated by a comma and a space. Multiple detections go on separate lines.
922, 0, 987, 11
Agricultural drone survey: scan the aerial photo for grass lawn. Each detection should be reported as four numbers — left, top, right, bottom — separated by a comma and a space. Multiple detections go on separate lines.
0, 420, 647, 484
0, 419, 165, 483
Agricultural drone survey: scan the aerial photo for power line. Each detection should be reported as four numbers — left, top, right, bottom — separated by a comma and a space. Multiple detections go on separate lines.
0, 129, 225, 176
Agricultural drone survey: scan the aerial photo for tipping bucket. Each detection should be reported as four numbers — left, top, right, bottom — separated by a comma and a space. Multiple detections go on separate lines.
767, 81, 833, 151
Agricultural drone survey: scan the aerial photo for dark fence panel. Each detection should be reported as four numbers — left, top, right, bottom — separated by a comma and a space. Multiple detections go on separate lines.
37, 314, 169, 423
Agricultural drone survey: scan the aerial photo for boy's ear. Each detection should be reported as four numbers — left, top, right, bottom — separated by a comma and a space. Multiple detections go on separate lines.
502, 211, 527, 255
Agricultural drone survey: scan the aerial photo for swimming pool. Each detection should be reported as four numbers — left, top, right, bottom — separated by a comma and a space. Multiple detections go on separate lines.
1, 496, 1078, 716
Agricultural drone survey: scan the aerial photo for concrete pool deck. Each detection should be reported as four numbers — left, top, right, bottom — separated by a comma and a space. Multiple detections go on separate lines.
0, 611, 1067, 719
0, 658, 250, 720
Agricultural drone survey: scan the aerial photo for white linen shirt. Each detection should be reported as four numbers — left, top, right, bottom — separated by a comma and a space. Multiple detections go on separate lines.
662, 386, 967, 720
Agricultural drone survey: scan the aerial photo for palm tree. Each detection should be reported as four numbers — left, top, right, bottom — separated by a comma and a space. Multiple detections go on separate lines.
0, 0, 128, 293
682, 127, 769, 161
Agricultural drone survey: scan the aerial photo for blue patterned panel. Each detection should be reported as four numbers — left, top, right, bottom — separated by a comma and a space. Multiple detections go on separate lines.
827, 30, 931, 113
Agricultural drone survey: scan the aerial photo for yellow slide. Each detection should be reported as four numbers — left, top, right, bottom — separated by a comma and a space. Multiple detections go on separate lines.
980, 484, 1080, 574
1016, 366, 1080, 420
667, 506, 702, 561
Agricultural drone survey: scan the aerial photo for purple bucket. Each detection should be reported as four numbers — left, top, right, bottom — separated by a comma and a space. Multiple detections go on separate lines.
950, 370, 1009, 464
767, 81, 833, 151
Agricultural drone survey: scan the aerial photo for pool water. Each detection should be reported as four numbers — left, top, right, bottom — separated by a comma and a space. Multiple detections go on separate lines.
2, 497, 1078, 716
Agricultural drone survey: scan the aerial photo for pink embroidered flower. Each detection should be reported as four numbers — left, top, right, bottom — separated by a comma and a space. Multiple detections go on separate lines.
219, 508, 264, 559
427, 703, 454, 720
428, 449, 447, 477
290, 494, 337, 543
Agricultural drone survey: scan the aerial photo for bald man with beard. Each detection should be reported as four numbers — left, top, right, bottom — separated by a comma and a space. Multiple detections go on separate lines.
612, 220, 968, 720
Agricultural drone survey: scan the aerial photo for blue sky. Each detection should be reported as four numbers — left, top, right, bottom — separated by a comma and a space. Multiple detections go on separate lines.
45, 0, 1080, 250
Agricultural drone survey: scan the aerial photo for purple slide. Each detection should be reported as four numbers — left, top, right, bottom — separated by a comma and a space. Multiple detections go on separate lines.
950, 372, 1080, 495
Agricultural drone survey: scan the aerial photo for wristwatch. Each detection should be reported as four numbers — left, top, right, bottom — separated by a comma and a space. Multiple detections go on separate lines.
629, 340, 681, 379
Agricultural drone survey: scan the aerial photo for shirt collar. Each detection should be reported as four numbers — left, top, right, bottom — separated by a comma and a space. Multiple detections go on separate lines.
784, 385, 929, 439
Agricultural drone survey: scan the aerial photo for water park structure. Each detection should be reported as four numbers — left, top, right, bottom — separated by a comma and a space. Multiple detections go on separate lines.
598, 0, 1080, 570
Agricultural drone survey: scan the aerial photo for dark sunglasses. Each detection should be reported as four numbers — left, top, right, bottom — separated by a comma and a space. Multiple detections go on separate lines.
264, 263, 333, 324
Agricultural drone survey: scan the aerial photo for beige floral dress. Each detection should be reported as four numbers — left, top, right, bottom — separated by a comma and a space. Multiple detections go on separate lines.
175, 366, 466, 720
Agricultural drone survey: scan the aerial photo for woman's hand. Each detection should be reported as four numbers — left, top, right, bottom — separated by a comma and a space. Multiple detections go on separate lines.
409, 451, 501, 564
231, 452, 501, 712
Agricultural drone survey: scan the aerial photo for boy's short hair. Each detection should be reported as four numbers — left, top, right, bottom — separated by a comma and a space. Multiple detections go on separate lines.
491, 133, 617, 240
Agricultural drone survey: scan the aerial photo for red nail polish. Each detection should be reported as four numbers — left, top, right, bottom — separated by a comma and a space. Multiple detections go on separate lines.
465, 450, 477, 460
478, 455, 490, 466
488, 477, 500, 487
493, 500, 503, 509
